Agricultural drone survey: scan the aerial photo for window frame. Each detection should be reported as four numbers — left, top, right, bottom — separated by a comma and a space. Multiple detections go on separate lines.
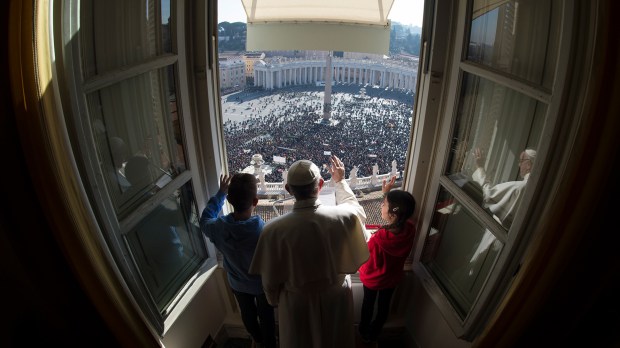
411, 0, 575, 339
57, 0, 222, 334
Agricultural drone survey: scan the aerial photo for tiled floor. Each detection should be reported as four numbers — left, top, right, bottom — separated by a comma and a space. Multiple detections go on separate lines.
221, 337, 252, 348
220, 328, 414, 348
355, 329, 415, 348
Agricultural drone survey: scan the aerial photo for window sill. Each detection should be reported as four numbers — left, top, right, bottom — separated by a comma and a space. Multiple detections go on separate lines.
412, 262, 466, 338
163, 257, 219, 334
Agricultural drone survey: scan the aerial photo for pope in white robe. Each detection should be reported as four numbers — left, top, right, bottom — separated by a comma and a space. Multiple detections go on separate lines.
471, 148, 536, 227
250, 156, 369, 348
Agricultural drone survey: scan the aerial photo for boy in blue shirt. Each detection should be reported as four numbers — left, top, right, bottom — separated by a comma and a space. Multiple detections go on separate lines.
200, 173, 276, 348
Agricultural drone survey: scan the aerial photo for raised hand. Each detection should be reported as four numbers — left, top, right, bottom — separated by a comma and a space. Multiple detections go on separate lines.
382, 176, 396, 194
329, 155, 345, 183
474, 148, 485, 168
218, 174, 232, 194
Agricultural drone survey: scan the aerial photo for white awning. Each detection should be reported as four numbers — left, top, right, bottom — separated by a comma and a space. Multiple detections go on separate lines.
241, 0, 394, 54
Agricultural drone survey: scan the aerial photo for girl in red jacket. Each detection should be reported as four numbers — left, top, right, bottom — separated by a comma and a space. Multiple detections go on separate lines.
358, 176, 416, 343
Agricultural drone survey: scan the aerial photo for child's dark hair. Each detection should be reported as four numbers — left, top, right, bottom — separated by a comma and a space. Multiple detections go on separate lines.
382, 190, 416, 233
226, 173, 258, 211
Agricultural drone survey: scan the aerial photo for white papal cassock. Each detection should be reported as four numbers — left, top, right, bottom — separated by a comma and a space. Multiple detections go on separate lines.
249, 180, 369, 348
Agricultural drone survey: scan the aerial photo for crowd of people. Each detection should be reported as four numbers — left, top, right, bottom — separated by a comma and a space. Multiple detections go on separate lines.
223, 85, 414, 183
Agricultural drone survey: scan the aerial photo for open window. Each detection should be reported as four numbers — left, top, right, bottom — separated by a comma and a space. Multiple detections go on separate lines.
414, 0, 567, 339
58, 0, 214, 333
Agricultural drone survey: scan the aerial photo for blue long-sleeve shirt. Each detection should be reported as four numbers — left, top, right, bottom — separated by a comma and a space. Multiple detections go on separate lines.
200, 191, 265, 294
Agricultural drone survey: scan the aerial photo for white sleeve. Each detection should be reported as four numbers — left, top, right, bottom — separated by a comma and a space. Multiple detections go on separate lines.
334, 180, 367, 225
472, 167, 488, 187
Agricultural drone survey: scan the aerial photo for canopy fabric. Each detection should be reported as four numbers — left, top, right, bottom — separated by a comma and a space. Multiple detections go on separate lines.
246, 22, 391, 54
241, 0, 394, 55
242, 0, 395, 26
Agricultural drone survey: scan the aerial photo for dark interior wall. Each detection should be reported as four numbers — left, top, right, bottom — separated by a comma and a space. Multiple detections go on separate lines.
0, 2, 119, 347
516, 160, 620, 347
517, 3, 620, 345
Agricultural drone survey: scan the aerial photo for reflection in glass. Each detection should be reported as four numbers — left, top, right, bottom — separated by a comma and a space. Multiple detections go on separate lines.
444, 73, 544, 227
423, 188, 503, 319
87, 67, 186, 217
468, 0, 557, 88
125, 187, 203, 311
80, 0, 174, 78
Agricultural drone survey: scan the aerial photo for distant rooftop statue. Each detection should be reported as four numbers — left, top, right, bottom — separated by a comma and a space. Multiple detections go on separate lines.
250, 154, 265, 166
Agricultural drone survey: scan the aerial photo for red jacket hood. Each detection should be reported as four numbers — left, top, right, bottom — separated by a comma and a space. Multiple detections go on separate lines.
372, 218, 416, 257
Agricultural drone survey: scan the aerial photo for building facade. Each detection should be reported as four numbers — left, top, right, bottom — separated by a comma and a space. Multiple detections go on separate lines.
218, 58, 246, 92
243, 52, 265, 78
253, 57, 418, 91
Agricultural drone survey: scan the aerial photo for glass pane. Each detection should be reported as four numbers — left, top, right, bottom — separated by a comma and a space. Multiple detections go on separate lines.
468, 0, 559, 88
80, 0, 173, 78
88, 66, 187, 218
125, 186, 203, 311
422, 187, 504, 319
444, 73, 545, 228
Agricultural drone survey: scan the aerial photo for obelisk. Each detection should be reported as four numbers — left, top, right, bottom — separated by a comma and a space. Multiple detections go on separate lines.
322, 51, 332, 122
